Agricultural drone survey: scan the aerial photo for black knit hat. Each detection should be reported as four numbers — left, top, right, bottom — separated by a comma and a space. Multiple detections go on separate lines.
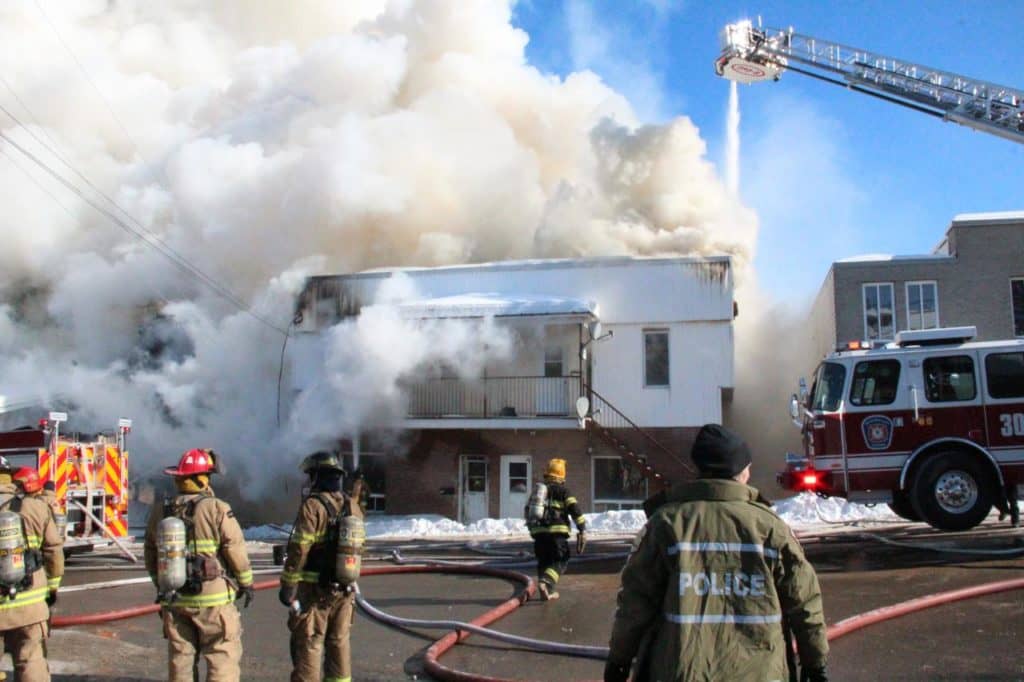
691, 424, 752, 478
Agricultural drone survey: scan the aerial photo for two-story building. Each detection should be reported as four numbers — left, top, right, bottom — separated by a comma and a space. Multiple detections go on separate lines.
809, 211, 1024, 363
286, 256, 736, 521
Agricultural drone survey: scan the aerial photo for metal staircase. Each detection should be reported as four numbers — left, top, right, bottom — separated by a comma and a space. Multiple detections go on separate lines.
585, 386, 695, 490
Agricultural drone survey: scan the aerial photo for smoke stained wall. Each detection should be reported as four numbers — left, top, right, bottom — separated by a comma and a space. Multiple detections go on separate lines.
0, 1, 794, 509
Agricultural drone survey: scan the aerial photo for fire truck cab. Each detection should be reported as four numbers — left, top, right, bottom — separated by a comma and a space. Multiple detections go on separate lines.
779, 326, 1024, 531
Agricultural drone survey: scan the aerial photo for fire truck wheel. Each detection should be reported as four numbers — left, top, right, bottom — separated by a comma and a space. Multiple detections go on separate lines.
887, 492, 920, 522
910, 451, 994, 531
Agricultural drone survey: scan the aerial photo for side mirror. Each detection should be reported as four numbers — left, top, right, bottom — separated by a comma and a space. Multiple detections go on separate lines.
789, 395, 801, 421
798, 377, 809, 402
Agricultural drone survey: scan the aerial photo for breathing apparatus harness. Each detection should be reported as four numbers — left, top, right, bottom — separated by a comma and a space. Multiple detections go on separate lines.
305, 491, 364, 594
0, 494, 43, 599
156, 491, 225, 603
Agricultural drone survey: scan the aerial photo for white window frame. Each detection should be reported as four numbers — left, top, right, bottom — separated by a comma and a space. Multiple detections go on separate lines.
1011, 277, 1024, 338
905, 280, 939, 331
591, 455, 648, 512
642, 328, 670, 388
862, 282, 895, 341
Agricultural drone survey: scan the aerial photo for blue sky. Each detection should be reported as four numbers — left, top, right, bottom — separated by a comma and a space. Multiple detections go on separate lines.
512, 1, 1023, 305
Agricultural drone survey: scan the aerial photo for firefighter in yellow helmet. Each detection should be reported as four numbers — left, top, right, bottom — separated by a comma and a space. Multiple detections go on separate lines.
144, 449, 254, 682
525, 458, 586, 601
0, 457, 63, 681
280, 452, 365, 682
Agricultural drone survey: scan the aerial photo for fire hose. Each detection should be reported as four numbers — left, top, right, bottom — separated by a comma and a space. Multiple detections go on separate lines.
48, 566, 1024, 682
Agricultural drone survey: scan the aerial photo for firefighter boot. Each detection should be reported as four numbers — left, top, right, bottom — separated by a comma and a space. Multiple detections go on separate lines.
538, 580, 559, 601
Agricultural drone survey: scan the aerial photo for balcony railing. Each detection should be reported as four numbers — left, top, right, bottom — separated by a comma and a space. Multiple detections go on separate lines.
407, 376, 581, 419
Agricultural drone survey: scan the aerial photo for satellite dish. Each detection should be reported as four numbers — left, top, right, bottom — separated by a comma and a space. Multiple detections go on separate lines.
575, 396, 590, 419
589, 321, 602, 340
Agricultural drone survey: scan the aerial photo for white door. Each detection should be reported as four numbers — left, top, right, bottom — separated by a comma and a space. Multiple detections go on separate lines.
500, 455, 532, 519
460, 456, 489, 524
537, 346, 569, 415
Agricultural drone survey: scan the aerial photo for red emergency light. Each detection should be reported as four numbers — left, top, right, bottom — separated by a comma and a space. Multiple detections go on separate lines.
801, 472, 819, 487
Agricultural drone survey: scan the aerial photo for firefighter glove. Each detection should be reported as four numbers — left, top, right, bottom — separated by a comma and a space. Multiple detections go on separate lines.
603, 660, 630, 682
237, 585, 255, 608
279, 584, 298, 608
800, 665, 829, 682
45, 590, 57, 607
576, 530, 587, 555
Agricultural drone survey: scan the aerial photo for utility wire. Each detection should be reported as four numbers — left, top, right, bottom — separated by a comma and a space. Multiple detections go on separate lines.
0, 130, 289, 336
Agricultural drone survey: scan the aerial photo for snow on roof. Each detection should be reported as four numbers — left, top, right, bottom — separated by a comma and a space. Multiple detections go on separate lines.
397, 293, 597, 319
354, 255, 730, 278
835, 253, 952, 264
952, 210, 1024, 224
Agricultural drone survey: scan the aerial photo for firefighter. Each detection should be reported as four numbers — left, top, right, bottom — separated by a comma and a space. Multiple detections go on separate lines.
279, 452, 365, 682
0, 457, 63, 681
605, 424, 829, 682
144, 449, 254, 682
526, 458, 586, 602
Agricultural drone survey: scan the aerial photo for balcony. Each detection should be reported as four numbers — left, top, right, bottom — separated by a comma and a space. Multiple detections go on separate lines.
405, 376, 582, 429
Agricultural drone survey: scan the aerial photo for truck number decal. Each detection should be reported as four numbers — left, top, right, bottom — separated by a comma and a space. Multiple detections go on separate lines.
999, 413, 1024, 437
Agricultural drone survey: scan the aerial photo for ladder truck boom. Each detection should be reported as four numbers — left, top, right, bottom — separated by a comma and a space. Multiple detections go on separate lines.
714, 20, 1024, 144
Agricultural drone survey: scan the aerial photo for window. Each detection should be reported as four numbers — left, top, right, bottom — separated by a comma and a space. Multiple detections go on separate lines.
592, 456, 648, 512
924, 355, 976, 402
508, 461, 529, 494
986, 352, 1024, 399
643, 330, 669, 387
810, 362, 846, 412
862, 283, 895, 340
342, 452, 387, 513
544, 347, 563, 377
849, 359, 900, 406
906, 281, 939, 330
1012, 278, 1024, 337
466, 460, 487, 492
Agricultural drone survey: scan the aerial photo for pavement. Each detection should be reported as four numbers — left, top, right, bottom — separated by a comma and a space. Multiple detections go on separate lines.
11, 523, 1024, 681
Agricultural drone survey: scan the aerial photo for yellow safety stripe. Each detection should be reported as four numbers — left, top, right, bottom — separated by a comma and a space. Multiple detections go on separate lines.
573, 517, 586, 527
25, 535, 41, 549
299, 571, 320, 583
235, 569, 253, 586
281, 571, 302, 585
0, 587, 47, 610
549, 501, 564, 509
543, 568, 561, 583
164, 590, 235, 608
531, 525, 570, 534
565, 497, 578, 506
47, 577, 61, 589
192, 539, 219, 552
324, 677, 351, 682
294, 531, 326, 546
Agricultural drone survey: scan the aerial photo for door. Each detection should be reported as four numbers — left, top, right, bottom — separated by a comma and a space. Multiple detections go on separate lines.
460, 456, 489, 524
537, 346, 569, 415
500, 455, 532, 519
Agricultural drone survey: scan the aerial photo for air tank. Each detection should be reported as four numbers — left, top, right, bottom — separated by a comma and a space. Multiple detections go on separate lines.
0, 511, 26, 592
157, 516, 188, 595
334, 515, 365, 586
526, 481, 548, 524
53, 513, 68, 542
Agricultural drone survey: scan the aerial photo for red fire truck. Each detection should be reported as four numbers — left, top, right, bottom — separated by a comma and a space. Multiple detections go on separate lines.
0, 411, 132, 548
779, 327, 1024, 531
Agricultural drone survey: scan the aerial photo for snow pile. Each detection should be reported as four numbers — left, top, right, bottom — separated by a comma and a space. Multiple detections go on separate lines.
246, 496, 901, 541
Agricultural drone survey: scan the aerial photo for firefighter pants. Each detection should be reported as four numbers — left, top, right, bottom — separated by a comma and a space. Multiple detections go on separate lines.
1, 620, 49, 681
533, 534, 570, 588
288, 587, 355, 682
162, 604, 242, 682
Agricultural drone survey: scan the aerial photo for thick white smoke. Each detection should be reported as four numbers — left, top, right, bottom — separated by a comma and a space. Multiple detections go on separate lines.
0, 1, 758, 500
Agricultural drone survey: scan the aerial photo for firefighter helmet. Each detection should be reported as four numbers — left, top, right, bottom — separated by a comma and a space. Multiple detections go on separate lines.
545, 458, 566, 481
12, 468, 42, 494
300, 451, 345, 474
163, 448, 218, 477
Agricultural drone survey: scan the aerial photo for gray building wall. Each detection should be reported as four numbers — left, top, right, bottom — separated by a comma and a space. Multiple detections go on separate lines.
811, 214, 1024, 360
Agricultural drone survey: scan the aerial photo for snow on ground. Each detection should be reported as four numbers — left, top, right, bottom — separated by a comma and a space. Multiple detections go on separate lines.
244, 493, 901, 541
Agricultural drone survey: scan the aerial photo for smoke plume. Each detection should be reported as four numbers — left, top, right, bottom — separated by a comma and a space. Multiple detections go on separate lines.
0, 1, 759, 501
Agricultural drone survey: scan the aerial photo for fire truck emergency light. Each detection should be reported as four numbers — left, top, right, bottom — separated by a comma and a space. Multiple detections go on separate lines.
801, 472, 819, 488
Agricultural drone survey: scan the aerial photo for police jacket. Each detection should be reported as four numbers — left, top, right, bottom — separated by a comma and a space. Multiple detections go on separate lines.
527, 482, 586, 538
0, 483, 64, 630
607, 479, 828, 682
144, 490, 253, 609
281, 491, 363, 590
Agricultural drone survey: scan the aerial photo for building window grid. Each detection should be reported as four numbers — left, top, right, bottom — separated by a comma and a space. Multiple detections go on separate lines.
862, 283, 895, 341
643, 329, 670, 388
591, 455, 649, 512
1011, 278, 1024, 338
905, 281, 939, 331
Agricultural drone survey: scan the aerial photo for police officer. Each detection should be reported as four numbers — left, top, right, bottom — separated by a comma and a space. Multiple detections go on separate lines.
605, 424, 829, 682
0, 458, 63, 681
144, 449, 254, 682
527, 458, 586, 602
280, 452, 364, 682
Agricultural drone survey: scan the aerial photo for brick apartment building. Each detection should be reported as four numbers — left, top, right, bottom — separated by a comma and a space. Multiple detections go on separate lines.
286, 256, 736, 521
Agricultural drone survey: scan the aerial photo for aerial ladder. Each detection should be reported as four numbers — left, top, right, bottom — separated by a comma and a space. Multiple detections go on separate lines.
714, 20, 1024, 144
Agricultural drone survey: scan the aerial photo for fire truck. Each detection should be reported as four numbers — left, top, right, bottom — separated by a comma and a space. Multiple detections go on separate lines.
0, 411, 132, 549
779, 327, 1024, 531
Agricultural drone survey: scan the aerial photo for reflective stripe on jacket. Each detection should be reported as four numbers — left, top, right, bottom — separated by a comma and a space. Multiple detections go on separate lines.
0, 484, 64, 630
143, 489, 253, 609
527, 482, 585, 537
607, 479, 828, 681
281, 491, 363, 587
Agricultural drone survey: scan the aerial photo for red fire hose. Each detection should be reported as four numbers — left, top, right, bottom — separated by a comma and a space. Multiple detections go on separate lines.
50, 568, 1024, 682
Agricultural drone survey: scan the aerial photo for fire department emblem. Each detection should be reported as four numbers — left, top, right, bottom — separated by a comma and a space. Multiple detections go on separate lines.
861, 415, 894, 450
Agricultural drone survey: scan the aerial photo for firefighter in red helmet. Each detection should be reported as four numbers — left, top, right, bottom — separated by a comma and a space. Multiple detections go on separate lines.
143, 449, 254, 681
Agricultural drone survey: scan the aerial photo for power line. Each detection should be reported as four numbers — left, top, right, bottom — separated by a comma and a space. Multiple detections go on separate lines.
0, 130, 289, 336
